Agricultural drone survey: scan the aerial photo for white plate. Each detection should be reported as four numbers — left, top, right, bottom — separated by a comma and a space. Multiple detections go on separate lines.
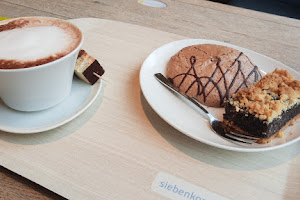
0, 76, 102, 134
140, 39, 300, 152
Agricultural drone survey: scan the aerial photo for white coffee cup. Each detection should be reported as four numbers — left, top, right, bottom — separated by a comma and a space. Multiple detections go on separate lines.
0, 17, 83, 111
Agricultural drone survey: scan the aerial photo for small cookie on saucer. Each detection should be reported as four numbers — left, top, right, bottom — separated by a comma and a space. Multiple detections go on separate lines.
75, 49, 105, 85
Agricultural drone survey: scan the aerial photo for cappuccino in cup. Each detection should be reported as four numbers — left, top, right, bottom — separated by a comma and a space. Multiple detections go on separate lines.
0, 17, 83, 111
0, 17, 82, 69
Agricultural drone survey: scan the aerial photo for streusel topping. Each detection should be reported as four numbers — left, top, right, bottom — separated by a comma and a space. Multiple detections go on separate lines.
230, 68, 300, 122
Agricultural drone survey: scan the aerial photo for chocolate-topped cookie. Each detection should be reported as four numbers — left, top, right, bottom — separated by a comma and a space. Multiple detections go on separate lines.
166, 44, 262, 107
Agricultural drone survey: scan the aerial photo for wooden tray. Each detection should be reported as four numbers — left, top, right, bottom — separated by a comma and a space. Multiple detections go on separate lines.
0, 18, 299, 200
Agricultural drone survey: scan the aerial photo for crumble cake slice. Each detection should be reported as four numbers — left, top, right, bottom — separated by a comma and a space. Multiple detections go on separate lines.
223, 68, 300, 143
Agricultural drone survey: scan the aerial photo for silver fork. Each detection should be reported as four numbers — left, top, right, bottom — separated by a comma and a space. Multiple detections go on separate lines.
154, 73, 259, 144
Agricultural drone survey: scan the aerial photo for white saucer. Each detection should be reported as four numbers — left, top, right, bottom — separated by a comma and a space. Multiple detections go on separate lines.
0, 76, 102, 134
140, 39, 300, 152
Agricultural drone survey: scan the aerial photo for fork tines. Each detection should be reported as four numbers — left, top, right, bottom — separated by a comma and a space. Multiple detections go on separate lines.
225, 132, 260, 144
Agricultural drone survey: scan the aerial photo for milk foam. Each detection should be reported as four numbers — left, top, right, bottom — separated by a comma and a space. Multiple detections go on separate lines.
0, 26, 70, 61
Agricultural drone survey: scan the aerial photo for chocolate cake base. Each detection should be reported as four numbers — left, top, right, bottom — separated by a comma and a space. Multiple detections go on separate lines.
223, 102, 300, 143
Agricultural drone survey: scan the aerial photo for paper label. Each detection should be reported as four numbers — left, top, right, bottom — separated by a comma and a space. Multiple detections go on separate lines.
152, 172, 229, 200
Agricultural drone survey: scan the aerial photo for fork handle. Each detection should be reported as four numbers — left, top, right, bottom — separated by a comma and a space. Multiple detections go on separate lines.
154, 73, 209, 115
186, 96, 209, 114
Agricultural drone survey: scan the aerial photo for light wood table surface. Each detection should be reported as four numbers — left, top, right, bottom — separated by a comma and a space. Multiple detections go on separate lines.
0, 0, 299, 200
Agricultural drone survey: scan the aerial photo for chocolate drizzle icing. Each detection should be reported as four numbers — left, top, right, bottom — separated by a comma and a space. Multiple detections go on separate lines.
169, 52, 262, 106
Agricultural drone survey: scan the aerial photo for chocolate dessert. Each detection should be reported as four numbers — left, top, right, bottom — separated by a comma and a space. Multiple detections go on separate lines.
223, 69, 300, 143
75, 49, 105, 85
166, 44, 262, 107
